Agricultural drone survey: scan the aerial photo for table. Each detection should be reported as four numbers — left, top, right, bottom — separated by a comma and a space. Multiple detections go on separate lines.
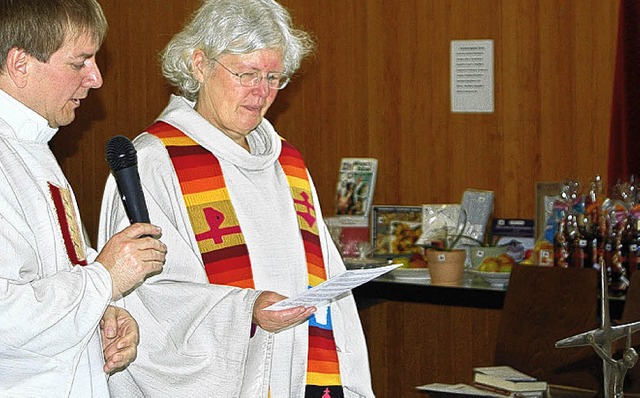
352, 268, 626, 397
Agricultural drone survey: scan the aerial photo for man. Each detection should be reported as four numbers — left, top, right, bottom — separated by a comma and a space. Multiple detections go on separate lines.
0, 0, 167, 396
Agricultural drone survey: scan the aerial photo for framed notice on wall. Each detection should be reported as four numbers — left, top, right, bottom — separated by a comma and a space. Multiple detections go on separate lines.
450, 39, 494, 113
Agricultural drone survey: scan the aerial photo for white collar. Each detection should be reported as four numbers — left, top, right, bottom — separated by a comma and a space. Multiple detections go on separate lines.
157, 95, 282, 171
0, 89, 58, 143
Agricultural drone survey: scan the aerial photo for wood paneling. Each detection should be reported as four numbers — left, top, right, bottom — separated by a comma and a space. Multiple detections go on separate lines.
52, 0, 620, 245
358, 300, 501, 397
272, 0, 618, 218
49, 1, 620, 396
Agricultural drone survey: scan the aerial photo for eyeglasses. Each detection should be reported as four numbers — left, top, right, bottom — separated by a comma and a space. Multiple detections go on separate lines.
212, 58, 290, 90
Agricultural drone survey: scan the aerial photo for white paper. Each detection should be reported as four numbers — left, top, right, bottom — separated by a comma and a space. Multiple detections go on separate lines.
474, 366, 538, 382
265, 263, 400, 310
416, 383, 501, 397
451, 39, 494, 113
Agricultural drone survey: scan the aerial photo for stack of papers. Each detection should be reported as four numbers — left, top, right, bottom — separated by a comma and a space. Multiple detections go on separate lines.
417, 383, 503, 397
473, 366, 547, 397
417, 366, 547, 397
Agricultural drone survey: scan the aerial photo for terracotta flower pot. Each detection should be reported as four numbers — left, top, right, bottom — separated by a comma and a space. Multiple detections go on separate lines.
426, 249, 466, 285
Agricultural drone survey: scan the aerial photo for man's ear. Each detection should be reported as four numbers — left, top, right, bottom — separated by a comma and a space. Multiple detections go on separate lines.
5, 48, 30, 88
192, 50, 207, 83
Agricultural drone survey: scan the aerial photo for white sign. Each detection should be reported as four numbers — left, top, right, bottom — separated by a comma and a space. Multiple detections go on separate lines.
451, 39, 494, 113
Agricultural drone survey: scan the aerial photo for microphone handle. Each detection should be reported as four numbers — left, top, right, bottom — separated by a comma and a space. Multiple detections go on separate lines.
114, 166, 150, 224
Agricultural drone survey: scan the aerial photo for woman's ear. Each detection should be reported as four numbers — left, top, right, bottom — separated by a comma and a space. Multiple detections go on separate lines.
192, 50, 207, 83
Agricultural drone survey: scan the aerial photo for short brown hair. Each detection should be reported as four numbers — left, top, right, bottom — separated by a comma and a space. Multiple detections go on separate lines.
0, 0, 107, 72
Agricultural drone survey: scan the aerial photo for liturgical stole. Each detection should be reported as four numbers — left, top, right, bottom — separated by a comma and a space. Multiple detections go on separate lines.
147, 121, 344, 398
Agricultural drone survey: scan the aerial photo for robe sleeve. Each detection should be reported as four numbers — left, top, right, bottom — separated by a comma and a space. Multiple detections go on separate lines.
0, 154, 112, 383
98, 133, 262, 396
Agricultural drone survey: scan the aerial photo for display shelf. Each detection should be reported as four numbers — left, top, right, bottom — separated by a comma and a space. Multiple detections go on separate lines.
354, 268, 626, 319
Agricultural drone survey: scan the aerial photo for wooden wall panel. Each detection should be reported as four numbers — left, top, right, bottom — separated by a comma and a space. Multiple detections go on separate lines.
52, 0, 620, 244
358, 300, 502, 397
47, 0, 621, 396
273, 0, 618, 220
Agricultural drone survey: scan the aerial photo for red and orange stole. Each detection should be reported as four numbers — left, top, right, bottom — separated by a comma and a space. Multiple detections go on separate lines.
148, 121, 344, 398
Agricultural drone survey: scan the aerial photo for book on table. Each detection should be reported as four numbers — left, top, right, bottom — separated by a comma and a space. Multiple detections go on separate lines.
416, 382, 543, 397
471, 384, 545, 397
416, 382, 505, 397
473, 366, 548, 393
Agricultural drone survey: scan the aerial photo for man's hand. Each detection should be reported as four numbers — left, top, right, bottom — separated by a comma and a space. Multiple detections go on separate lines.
96, 223, 167, 300
101, 305, 140, 374
252, 291, 316, 333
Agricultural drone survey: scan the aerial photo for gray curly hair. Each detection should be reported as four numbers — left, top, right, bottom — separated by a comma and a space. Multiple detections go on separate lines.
161, 0, 315, 101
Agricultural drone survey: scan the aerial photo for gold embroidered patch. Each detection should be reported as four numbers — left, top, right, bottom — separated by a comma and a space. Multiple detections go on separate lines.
49, 182, 87, 265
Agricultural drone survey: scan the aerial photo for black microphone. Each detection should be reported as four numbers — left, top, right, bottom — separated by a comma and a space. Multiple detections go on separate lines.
105, 135, 150, 224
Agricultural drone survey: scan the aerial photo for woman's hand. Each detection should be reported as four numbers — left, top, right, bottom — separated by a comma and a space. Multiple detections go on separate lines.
252, 291, 316, 333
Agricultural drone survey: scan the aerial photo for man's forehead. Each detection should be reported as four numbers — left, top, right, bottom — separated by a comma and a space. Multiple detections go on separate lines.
59, 32, 99, 59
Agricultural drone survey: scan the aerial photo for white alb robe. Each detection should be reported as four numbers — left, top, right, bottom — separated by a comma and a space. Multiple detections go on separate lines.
0, 89, 112, 397
98, 95, 374, 398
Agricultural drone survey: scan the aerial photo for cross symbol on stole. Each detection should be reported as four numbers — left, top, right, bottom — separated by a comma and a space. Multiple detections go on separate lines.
293, 191, 316, 228
195, 207, 242, 244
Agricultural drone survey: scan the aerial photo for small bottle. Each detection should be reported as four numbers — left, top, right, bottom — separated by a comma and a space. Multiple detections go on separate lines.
610, 221, 630, 294
593, 211, 608, 271
564, 213, 579, 267
554, 215, 569, 267
626, 213, 640, 275
571, 234, 588, 268
619, 215, 632, 278
603, 215, 618, 275
575, 214, 595, 269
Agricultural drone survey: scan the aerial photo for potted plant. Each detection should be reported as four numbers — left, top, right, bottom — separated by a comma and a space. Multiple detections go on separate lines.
419, 210, 480, 285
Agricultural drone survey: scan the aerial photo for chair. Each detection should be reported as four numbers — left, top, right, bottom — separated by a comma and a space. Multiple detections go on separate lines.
493, 264, 602, 396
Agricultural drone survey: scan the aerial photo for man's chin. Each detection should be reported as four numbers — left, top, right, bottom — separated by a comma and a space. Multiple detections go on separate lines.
53, 113, 77, 128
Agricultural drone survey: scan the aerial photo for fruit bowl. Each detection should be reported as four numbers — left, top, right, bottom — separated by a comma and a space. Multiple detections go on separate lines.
344, 257, 388, 270
390, 267, 430, 281
467, 269, 511, 286
475, 252, 515, 274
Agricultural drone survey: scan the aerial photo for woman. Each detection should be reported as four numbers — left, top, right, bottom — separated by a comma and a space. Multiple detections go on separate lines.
98, 0, 374, 397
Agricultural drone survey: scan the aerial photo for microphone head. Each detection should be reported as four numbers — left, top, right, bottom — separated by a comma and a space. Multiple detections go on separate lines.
105, 135, 138, 172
